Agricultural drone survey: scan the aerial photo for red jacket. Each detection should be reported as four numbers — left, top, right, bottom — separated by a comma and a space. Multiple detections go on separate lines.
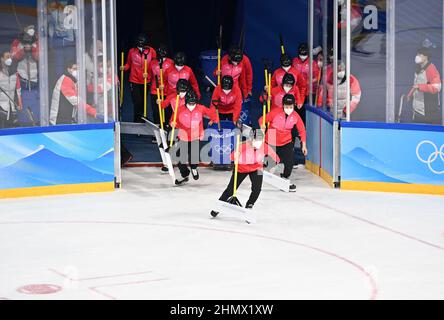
149, 57, 174, 94
211, 85, 243, 122
171, 104, 218, 141
232, 142, 280, 173
260, 85, 302, 110
164, 65, 201, 99
124, 47, 157, 84
292, 57, 320, 96
271, 66, 307, 99
213, 55, 248, 98
11, 38, 39, 62
259, 108, 307, 146
242, 54, 253, 95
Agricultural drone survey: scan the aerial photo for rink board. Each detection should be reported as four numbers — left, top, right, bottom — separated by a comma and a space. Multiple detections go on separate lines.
341, 122, 444, 195
0, 123, 116, 199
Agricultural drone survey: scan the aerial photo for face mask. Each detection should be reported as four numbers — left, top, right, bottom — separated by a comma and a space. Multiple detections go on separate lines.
70, 70, 78, 79
318, 61, 324, 68
187, 103, 196, 111
223, 89, 231, 95
252, 141, 263, 149
283, 85, 292, 93
232, 61, 238, 66
4, 58, 12, 66
415, 55, 423, 64
98, 52, 103, 57
176, 65, 184, 71
179, 92, 186, 99
282, 66, 291, 72
27, 29, 35, 37
299, 55, 308, 61
138, 47, 143, 52
284, 107, 293, 115
337, 71, 345, 79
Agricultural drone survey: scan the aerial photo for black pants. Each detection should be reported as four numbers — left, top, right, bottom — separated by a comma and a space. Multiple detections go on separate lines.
413, 110, 442, 125
296, 103, 306, 125
175, 139, 200, 178
130, 82, 150, 123
219, 170, 263, 206
272, 142, 295, 179
219, 113, 233, 122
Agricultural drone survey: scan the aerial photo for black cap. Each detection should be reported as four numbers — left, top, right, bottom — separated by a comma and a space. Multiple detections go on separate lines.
174, 52, 186, 66
280, 53, 292, 68
229, 45, 243, 63
176, 79, 189, 93
136, 33, 148, 48
282, 73, 295, 86
298, 43, 309, 56
185, 90, 198, 104
156, 44, 168, 59
221, 75, 234, 90
282, 94, 295, 106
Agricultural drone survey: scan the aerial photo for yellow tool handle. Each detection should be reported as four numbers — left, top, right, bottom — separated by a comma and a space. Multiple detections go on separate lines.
265, 69, 268, 89
143, 58, 148, 118
157, 88, 164, 130
120, 52, 124, 107
217, 48, 221, 86
233, 134, 241, 197
262, 104, 266, 128
169, 95, 180, 148
281, 45, 285, 55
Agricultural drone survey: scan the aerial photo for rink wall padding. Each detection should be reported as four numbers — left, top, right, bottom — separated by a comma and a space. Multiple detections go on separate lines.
306, 107, 334, 187
340, 122, 444, 196
0, 123, 115, 199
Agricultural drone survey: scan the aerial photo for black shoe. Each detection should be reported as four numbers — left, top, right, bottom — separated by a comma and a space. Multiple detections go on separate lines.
161, 166, 169, 173
151, 136, 158, 144
289, 184, 296, 192
175, 176, 189, 186
246, 203, 254, 209
191, 168, 199, 180
210, 210, 219, 218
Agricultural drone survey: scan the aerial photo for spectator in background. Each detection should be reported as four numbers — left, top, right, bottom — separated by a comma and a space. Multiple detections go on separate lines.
0, 51, 22, 128
410, 47, 442, 125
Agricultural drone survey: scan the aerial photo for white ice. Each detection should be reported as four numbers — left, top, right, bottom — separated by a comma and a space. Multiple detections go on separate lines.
0, 167, 443, 300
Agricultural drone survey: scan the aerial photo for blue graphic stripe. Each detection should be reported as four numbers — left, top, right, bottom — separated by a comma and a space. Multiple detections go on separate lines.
341, 121, 444, 133
306, 106, 334, 124
0, 123, 115, 137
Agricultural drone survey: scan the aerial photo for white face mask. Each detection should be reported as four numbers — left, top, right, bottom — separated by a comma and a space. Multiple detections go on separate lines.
415, 55, 424, 64
176, 65, 184, 71
187, 103, 196, 111
283, 85, 292, 93
138, 47, 143, 52
232, 61, 238, 66
284, 107, 293, 115
282, 66, 291, 72
223, 89, 231, 95
70, 70, 78, 79
252, 141, 263, 149
318, 61, 324, 68
27, 29, 35, 37
337, 71, 345, 79
299, 55, 308, 61
4, 58, 12, 66
179, 92, 186, 99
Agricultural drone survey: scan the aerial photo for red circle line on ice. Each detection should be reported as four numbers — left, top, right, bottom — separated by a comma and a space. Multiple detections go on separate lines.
0, 220, 378, 300
17, 284, 62, 295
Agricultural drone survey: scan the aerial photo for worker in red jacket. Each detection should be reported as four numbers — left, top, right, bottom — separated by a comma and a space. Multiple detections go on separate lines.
293, 43, 320, 102
261, 73, 302, 110
120, 34, 157, 123
164, 52, 201, 100
160, 78, 189, 125
211, 129, 280, 217
214, 45, 248, 98
171, 90, 218, 185
259, 94, 307, 192
50, 60, 98, 125
149, 44, 174, 126
271, 53, 307, 99
211, 75, 243, 124
410, 47, 442, 124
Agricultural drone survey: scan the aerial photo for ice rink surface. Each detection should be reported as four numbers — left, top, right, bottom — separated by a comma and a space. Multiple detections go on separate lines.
0, 167, 443, 300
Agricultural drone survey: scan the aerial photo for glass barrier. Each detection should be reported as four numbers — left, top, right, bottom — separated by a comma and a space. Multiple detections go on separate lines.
0, 0, 117, 130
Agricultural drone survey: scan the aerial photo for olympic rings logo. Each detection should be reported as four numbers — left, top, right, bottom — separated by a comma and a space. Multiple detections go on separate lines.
214, 144, 233, 155
416, 141, 444, 175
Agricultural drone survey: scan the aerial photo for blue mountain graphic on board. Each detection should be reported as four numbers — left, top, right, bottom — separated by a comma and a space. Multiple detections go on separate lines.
82, 148, 115, 175
0, 146, 114, 189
